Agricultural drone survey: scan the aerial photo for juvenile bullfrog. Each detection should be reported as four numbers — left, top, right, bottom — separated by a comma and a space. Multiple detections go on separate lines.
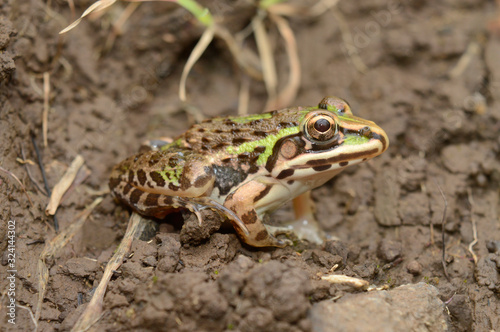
109, 97, 388, 247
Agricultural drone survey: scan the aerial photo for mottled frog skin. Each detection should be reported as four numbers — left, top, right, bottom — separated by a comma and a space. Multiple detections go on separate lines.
109, 97, 388, 247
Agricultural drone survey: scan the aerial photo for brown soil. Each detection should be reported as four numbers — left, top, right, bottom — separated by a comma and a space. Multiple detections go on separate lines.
1, 0, 500, 331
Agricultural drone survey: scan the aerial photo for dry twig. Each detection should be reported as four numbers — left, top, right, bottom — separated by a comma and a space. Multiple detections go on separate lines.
45, 155, 85, 215
71, 213, 148, 332
321, 274, 370, 290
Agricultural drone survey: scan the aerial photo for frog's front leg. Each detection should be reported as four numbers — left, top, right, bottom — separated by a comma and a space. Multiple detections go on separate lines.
223, 181, 292, 248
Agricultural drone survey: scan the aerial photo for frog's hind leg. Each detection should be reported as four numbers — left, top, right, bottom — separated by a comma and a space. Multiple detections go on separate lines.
223, 181, 292, 248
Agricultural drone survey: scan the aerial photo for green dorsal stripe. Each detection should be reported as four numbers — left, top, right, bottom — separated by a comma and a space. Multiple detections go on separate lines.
226, 126, 300, 165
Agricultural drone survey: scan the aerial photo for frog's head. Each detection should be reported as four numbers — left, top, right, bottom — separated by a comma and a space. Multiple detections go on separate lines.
267, 97, 389, 182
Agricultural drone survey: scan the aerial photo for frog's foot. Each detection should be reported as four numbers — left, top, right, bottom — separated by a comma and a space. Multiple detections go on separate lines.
265, 220, 326, 245
287, 191, 330, 245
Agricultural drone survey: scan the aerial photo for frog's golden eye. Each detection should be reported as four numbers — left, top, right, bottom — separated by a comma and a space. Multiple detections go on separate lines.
305, 113, 337, 142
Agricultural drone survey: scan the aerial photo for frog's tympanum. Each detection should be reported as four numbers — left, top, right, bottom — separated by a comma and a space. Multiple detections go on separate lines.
109, 97, 388, 247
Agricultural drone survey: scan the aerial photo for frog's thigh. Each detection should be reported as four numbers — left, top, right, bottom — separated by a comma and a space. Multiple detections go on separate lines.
224, 182, 291, 248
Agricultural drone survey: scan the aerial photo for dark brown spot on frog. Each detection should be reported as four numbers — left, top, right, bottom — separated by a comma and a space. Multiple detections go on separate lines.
214, 129, 223, 134
128, 171, 135, 184
278, 121, 297, 129
144, 193, 160, 207
168, 157, 179, 168
213, 142, 230, 150
221, 158, 232, 164
248, 164, 259, 174
194, 174, 211, 188
242, 210, 257, 224
277, 169, 294, 179
198, 128, 205, 133
169, 183, 180, 191
253, 185, 272, 203
254, 146, 266, 153
148, 152, 162, 166
150, 171, 166, 187
362, 158, 367, 161
137, 169, 147, 186
287, 180, 294, 185
255, 230, 268, 241
253, 130, 268, 137
109, 177, 120, 191
123, 183, 132, 195
163, 196, 174, 205
146, 181, 154, 188
202, 137, 210, 143
313, 164, 332, 172
339, 161, 349, 167
232, 137, 253, 145
129, 189, 143, 205
238, 153, 250, 160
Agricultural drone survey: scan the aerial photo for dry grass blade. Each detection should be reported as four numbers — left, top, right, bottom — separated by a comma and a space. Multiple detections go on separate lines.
252, 10, 278, 107
449, 41, 480, 79
269, 0, 339, 17
46, 155, 85, 215
35, 197, 103, 326
42, 72, 50, 147
59, 0, 117, 34
321, 274, 369, 290
265, 12, 300, 110
71, 213, 148, 332
238, 75, 251, 116
216, 26, 263, 81
179, 25, 215, 102
104, 1, 141, 52
0, 166, 34, 207
467, 188, 478, 264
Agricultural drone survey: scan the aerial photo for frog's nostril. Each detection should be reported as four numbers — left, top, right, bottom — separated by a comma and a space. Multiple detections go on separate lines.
359, 126, 372, 137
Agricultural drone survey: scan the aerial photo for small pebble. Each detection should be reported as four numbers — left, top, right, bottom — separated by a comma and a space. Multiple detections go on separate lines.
407, 260, 422, 276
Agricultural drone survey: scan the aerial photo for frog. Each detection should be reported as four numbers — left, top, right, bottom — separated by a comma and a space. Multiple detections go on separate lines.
109, 97, 388, 247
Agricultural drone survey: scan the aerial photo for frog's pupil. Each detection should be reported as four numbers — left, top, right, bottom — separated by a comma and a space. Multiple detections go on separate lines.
314, 118, 330, 132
